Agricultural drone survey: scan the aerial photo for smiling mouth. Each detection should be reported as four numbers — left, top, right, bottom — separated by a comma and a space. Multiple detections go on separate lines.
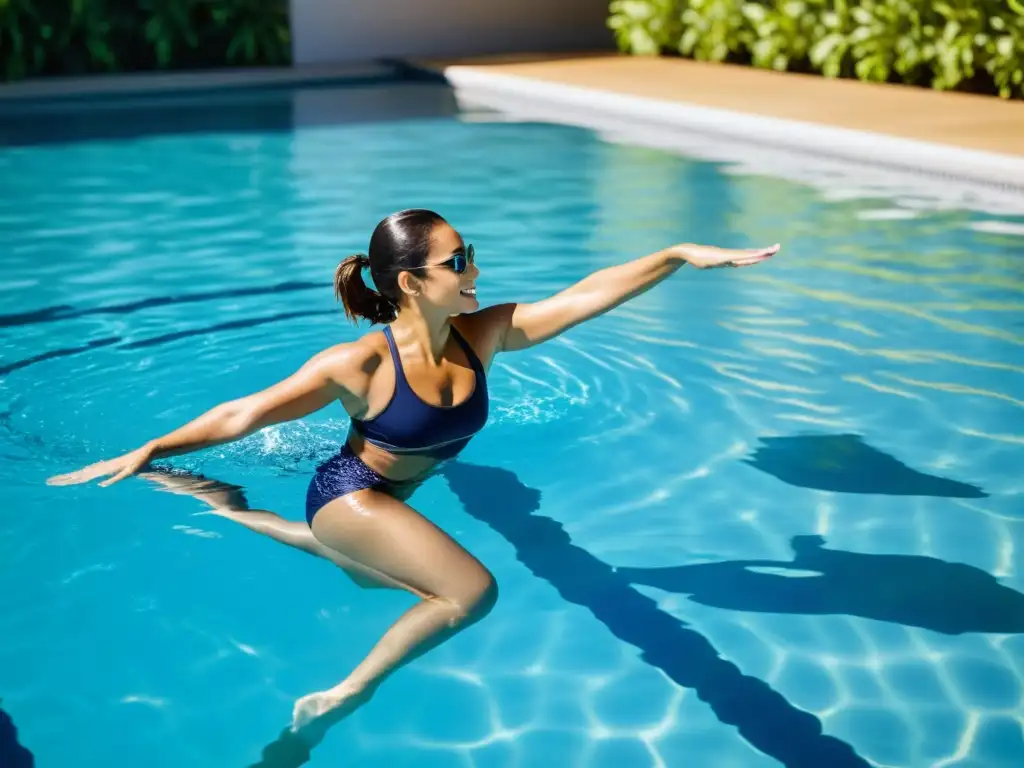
460, 287, 477, 297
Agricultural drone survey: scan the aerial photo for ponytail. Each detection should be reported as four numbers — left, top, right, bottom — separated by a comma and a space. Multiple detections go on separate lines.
336, 209, 447, 324
334, 254, 397, 325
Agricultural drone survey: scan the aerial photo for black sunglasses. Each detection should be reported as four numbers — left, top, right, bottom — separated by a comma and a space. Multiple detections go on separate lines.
422, 244, 474, 275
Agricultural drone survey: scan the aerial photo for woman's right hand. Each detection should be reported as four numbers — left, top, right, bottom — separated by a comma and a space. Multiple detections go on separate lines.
47, 444, 155, 488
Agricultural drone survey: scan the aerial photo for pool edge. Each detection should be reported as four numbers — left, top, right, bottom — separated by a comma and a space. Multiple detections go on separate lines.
417, 61, 1024, 194
0, 62, 408, 104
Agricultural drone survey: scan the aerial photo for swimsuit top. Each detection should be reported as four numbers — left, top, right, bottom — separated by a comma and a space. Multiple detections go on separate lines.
349, 325, 489, 460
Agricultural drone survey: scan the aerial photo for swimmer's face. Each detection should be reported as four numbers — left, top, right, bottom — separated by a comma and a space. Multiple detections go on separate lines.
400, 222, 479, 316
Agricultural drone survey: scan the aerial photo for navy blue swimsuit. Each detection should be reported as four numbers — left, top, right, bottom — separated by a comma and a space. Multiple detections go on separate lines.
305, 324, 488, 525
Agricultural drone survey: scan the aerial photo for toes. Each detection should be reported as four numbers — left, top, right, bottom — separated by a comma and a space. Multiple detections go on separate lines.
291, 696, 321, 730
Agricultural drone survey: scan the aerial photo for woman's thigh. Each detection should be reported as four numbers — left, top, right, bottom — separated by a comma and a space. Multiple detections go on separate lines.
310, 489, 493, 602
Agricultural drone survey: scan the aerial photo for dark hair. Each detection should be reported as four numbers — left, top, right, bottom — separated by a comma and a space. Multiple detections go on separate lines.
334, 208, 446, 324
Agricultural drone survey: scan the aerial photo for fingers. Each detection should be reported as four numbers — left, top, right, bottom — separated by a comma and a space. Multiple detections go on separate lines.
48, 472, 105, 487
732, 254, 773, 267
691, 243, 780, 269
47, 457, 143, 488
46, 465, 105, 486
46, 473, 78, 486
98, 461, 142, 488
730, 245, 780, 268
98, 472, 127, 488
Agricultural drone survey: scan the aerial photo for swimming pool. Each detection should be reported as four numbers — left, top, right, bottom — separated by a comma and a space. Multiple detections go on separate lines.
1, 75, 1022, 768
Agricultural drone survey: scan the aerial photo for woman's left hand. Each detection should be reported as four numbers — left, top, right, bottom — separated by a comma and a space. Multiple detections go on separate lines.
675, 243, 780, 269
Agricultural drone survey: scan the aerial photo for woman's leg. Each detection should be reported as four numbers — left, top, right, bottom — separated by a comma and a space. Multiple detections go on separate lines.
139, 469, 401, 589
293, 489, 498, 730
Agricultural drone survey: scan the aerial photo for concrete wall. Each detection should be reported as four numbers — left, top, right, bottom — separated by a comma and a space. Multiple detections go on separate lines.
290, 0, 615, 65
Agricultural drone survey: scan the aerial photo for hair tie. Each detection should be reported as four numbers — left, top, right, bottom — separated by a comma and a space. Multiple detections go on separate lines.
356, 254, 370, 269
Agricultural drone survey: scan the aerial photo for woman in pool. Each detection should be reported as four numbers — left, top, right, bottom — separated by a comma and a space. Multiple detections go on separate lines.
48, 209, 778, 732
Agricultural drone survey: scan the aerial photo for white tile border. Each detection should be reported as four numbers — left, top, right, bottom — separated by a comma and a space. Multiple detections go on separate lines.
441, 66, 1024, 209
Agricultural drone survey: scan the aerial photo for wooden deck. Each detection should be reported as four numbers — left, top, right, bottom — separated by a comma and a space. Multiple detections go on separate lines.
417, 53, 1024, 157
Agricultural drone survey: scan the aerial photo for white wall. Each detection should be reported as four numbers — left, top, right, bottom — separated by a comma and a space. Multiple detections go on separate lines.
290, 0, 615, 66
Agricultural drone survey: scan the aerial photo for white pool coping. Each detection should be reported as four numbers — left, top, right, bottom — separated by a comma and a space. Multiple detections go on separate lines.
441, 66, 1024, 204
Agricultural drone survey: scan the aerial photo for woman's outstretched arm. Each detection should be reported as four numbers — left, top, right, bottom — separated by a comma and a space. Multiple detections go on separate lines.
47, 344, 369, 488
487, 242, 779, 353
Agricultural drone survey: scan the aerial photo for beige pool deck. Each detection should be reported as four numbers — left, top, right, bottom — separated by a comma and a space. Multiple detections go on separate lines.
416, 53, 1024, 158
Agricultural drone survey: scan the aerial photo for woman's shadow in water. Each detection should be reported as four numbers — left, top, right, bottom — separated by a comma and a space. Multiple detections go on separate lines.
742, 433, 989, 498
0, 703, 34, 768
436, 461, 874, 768
618, 534, 1024, 635
249, 450, 1018, 767
249, 460, 868, 768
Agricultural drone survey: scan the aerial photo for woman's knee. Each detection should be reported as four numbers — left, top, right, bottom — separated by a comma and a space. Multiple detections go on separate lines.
471, 570, 499, 616
444, 569, 498, 624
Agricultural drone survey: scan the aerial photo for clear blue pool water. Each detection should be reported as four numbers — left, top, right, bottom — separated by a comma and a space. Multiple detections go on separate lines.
1, 77, 1022, 768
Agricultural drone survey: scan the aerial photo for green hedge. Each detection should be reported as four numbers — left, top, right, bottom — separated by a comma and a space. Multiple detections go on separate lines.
0, 0, 290, 82
608, 0, 1024, 99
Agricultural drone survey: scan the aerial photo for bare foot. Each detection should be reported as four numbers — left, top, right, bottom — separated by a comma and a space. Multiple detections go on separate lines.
140, 467, 339, 565
140, 468, 249, 511
291, 682, 372, 737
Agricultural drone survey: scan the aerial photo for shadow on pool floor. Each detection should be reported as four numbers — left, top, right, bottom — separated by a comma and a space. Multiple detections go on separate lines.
0, 308, 335, 376
240, 456, 1016, 767
0, 704, 34, 768
618, 534, 1024, 635
0, 280, 328, 329
247, 462, 871, 768
441, 462, 872, 768
743, 433, 989, 498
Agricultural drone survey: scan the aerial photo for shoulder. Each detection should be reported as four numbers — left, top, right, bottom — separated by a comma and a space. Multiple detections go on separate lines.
308, 330, 391, 390
452, 303, 517, 368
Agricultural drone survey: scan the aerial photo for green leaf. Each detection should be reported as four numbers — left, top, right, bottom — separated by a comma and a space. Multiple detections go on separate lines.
629, 28, 659, 54
855, 53, 889, 82
810, 32, 844, 64
782, 1, 804, 19
680, 28, 699, 54
852, 6, 873, 25
743, 4, 766, 23
157, 38, 170, 67
850, 26, 873, 44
